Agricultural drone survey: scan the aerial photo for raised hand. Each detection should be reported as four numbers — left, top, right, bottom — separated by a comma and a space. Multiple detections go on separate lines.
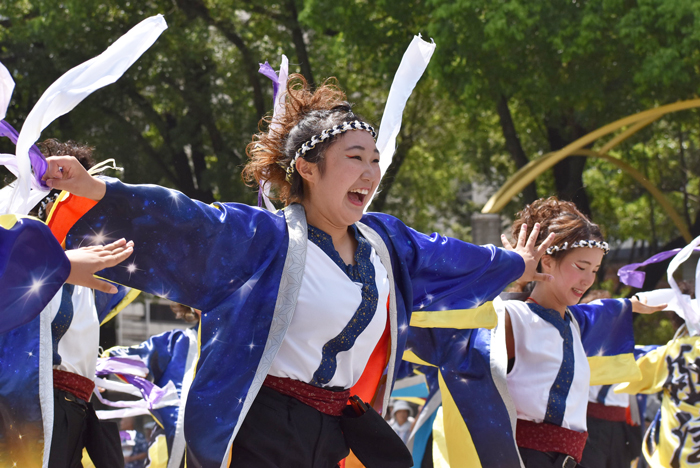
66, 238, 134, 293
42, 155, 107, 201
501, 223, 555, 284
631, 294, 668, 315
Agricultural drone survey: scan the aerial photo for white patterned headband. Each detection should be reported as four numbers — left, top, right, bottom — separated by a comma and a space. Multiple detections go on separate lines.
546, 240, 610, 256
284, 120, 377, 182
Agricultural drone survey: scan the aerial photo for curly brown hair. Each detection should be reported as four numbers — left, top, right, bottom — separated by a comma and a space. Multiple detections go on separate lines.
511, 197, 604, 260
31, 139, 96, 220
38, 138, 95, 169
242, 74, 369, 205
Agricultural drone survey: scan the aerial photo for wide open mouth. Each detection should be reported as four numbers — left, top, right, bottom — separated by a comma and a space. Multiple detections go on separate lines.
347, 188, 370, 206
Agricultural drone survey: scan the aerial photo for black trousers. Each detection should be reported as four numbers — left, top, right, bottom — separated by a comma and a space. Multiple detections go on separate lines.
48, 389, 123, 468
580, 416, 642, 468
519, 448, 585, 468
229, 386, 349, 468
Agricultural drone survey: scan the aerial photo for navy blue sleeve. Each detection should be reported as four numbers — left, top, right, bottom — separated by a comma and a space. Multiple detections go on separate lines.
1, 216, 70, 332
570, 298, 635, 357
66, 179, 288, 311
363, 213, 524, 312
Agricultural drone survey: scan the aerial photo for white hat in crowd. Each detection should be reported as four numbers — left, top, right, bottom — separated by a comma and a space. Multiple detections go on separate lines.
392, 399, 413, 417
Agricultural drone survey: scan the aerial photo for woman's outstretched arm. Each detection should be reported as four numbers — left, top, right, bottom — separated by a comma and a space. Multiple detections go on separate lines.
44, 156, 287, 312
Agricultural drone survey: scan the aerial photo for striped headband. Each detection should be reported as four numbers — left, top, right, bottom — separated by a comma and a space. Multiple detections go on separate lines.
284, 120, 377, 182
546, 239, 610, 256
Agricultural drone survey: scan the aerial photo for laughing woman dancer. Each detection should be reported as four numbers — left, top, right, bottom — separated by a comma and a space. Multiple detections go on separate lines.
501, 198, 664, 468
42, 75, 548, 468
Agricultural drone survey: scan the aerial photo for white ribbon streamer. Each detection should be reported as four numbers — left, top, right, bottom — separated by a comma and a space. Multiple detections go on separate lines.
667, 235, 700, 336
96, 407, 152, 420
0, 155, 49, 214
93, 376, 180, 421
367, 34, 436, 210
0, 62, 14, 121
271, 55, 289, 132
95, 376, 145, 397
5, 14, 167, 215
261, 55, 288, 212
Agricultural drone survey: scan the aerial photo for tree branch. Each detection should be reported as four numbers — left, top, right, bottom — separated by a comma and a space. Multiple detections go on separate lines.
175, 0, 266, 118
496, 94, 537, 203
284, 0, 315, 86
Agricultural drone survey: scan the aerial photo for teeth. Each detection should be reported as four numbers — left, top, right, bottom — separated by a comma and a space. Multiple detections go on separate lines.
349, 188, 369, 195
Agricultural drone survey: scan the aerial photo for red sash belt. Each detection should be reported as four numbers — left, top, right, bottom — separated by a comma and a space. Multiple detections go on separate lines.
53, 369, 95, 402
263, 375, 350, 416
516, 419, 588, 462
586, 402, 628, 422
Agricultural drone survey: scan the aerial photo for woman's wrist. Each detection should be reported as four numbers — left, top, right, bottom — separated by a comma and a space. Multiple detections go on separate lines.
86, 177, 107, 201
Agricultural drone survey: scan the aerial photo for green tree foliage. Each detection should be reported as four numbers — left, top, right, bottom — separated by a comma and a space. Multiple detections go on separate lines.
1, 1, 699, 282
427, 0, 700, 218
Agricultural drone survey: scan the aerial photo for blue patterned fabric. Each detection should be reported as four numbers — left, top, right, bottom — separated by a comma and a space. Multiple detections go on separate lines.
569, 298, 634, 359
307, 225, 378, 386
65, 178, 524, 467
0, 310, 44, 466
51, 284, 75, 365
0, 216, 70, 466
0, 216, 70, 332
527, 302, 574, 426
404, 297, 638, 467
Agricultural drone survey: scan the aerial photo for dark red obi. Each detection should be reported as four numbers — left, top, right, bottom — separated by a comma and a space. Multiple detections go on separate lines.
516, 419, 588, 462
586, 402, 628, 422
53, 369, 95, 402
263, 375, 350, 417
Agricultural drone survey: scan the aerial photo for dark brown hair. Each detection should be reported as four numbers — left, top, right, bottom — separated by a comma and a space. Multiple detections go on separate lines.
38, 138, 95, 169
31, 139, 96, 220
511, 197, 604, 260
242, 74, 367, 205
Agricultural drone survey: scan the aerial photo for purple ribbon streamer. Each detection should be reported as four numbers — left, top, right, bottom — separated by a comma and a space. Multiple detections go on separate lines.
259, 61, 280, 102
618, 248, 700, 288
96, 356, 149, 376
0, 120, 48, 187
96, 357, 172, 409
120, 374, 170, 407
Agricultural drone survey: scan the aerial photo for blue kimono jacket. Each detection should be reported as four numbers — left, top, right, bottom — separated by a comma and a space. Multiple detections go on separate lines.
0, 214, 132, 468
105, 326, 198, 468
0, 215, 69, 467
65, 179, 525, 467
405, 297, 637, 468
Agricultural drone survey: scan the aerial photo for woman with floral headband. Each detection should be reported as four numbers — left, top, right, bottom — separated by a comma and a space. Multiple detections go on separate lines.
500, 197, 665, 468
40, 75, 549, 468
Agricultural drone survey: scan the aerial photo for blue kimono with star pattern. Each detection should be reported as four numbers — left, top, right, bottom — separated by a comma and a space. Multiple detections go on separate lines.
405, 297, 637, 468
65, 178, 524, 467
0, 215, 136, 467
0, 216, 70, 467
